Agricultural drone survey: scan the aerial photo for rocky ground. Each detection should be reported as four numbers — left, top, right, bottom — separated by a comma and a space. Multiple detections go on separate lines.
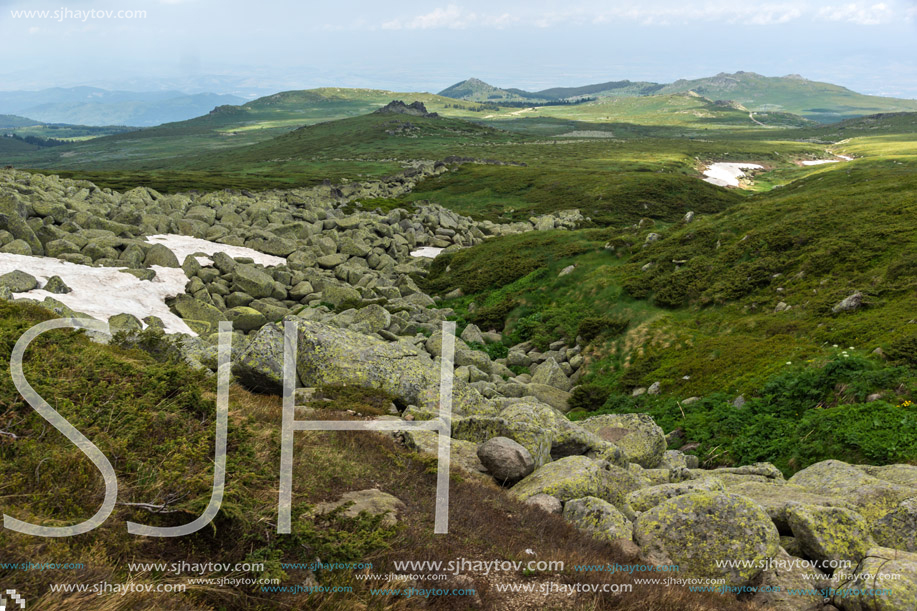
1, 167, 915, 611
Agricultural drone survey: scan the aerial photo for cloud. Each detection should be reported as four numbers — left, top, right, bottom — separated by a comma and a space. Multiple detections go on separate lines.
817, 2, 895, 24
382, 5, 471, 30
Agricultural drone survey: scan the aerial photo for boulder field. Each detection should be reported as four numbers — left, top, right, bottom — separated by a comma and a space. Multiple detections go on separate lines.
1, 167, 915, 610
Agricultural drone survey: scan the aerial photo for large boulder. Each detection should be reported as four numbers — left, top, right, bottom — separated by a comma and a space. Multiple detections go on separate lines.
633, 491, 780, 588
530, 358, 571, 391
872, 497, 917, 552
232, 322, 285, 392
579, 413, 666, 468
563, 496, 633, 542
511, 455, 643, 509
232, 264, 275, 299
745, 547, 831, 611
144, 243, 180, 267
476, 437, 534, 484
786, 503, 874, 565
788, 460, 917, 521
0, 270, 38, 293
725, 480, 853, 533
625, 477, 726, 515
834, 547, 917, 611
294, 319, 488, 414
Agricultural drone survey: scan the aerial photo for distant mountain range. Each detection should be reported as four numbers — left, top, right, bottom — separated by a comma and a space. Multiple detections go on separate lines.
0, 87, 245, 127
439, 72, 917, 122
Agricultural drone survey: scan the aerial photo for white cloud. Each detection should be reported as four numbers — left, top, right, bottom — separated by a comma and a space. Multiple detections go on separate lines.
817, 2, 894, 24
382, 5, 471, 30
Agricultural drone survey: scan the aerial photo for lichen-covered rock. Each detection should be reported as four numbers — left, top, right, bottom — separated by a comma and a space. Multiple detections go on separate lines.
294, 319, 487, 414
172, 294, 223, 335
625, 478, 726, 515
398, 429, 488, 477
579, 413, 666, 468
634, 492, 780, 587
521, 383, 571, 412
725, 480, 853, 534
476, 436, 534, 484
862, 464, 917, 488
351, 304, 391, 334
0, 269, 38, 292
144, 243, 180, 267
232, 264, 275, 299
313, 489, 406, 527
530, 358, 571, 391
511, 456, 612, 504
225, 306, 267, 331
44, 275, 71, 294
785, 503, 873, 565
745, 547, 830, 611
834, 547, 917, 611
232, 322, 285, 393
872, 497, 917, 552
788, 460, 917, 521
108, 312, 142, 334
563, 496, 633, 542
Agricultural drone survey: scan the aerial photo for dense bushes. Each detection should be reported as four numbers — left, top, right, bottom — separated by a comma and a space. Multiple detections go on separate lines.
573, 354, 917, 475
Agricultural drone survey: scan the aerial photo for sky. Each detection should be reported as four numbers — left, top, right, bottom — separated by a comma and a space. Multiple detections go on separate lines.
1, 0, 916, 98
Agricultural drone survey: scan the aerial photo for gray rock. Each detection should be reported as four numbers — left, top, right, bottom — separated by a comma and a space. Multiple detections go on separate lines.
232, 265, 275, 299
476, 437, 535, 484
524, 493, 562, 514
0, 270, 39, 293
144, 243, 180, 268
530, 358, 571, 391
43, 275, 71, 294
563, 496, 633, 542
579, 413, 667, 468
832, 291, 865, 314
313, 488, 406, 527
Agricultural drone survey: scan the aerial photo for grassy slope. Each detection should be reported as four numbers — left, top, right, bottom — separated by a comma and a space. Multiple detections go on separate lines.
658, 72, 917, 122
0, 301, 752, 611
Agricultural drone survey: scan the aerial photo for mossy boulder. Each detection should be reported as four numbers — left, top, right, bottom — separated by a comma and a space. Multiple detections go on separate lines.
351, 303, 391, 334
232, 264, 275, 299
143, 243, 180, 268
579, 413, 666, 468
788, 460, 917, 521
232, 322, 285, 393
225, 306, 267, 332
0, 270, 39, 293
872, 498, 917, 552
511, 456, 611, 503
625, 478, 726, 515
563, 496, 633, 542
785, 503, 874, 565
725, 480, 853, 534
109, 313, 143, 334
834, 547, 917, 611
172, 294, 223, 335
322, 283, 362, 308
44, 275, 71, 294
634, 491, 780, 587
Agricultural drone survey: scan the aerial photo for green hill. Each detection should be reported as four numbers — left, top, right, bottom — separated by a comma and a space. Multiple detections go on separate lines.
659, 72, 917, 122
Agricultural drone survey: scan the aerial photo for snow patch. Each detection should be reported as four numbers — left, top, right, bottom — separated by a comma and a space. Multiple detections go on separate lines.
703, 163, 764, 188
801, 155, 853, 166
0, 253, 195, 335
410, 246, 444, 258
145, 234, 285, 267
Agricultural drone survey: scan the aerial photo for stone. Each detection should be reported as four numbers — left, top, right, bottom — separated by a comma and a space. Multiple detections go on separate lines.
144, 243, 180, 268
530, 358, 571, 391
873, 497, 917, 552
232, 265, 275, 299
322, 283, 361, 308
172, 295, 224, 335
232, 322, 285, 393
43, 275, 71, 294
313, 489, 406, 527
786, 503, 874, 565
625, 478, 726, 515
108, 312, 143, 334
725, 481, 852, 533
225, 306, 267, 332
563, 496, 633, 542
834, 547, 917, 611
634, 492, 780, 588
745, 547, 830, 611
351, 304, 391, 334
522, 383, 571, 412
579, 413, 667, 468
524, 493, 563, 514
0, 270, 38, 293
460, 323, 486, 345
476, 437, 535, 484
511, 456, 642, 509
832, 291, 865, 313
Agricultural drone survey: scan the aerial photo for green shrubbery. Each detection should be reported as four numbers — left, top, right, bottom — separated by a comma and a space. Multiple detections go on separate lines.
574, 354, 917, 475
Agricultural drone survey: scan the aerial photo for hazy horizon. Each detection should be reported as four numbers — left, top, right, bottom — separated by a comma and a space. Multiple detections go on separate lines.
2, 0, 917, 99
